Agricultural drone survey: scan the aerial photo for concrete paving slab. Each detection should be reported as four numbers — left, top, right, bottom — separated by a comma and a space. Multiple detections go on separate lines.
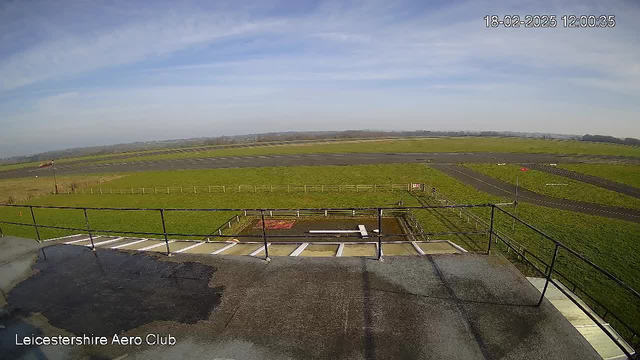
418, 241, 460, 254
265, 244, 298, 256
382, 243, 419, 255
219, 243, 262, 256
342, 243, 376, 257
300, 244, 338, 257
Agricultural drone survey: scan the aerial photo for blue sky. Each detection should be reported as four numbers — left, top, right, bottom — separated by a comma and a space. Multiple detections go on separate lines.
1, 0, 639, 157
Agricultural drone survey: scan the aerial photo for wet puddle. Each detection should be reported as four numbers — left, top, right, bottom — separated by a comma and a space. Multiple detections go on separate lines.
8, 244, 223, 336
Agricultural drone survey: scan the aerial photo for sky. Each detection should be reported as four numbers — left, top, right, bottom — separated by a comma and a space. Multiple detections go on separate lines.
1, 0, 639, 158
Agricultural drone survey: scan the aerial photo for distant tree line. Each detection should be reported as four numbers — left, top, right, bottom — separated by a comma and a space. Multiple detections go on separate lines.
581, 134, 640, 146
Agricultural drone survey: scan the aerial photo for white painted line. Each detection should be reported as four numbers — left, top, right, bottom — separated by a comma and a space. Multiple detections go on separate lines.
139, 241, 174, 251
111, 239, 147, 249
309, 230, 360, 234
64, 236, 95, 244
249, 243, 271, 257
211, 243, 237, 255
412, 242, 426, 255
88, 237, 124, 247
175, 242, 205, 253
336, 243, 345, 257
290, 243, 309, 256
446, 240, 468, 253
358, 225, 368, 238
44, 234, 83, 242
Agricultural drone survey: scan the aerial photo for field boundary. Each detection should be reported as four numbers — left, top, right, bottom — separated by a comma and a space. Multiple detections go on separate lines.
66, 183, 425, 195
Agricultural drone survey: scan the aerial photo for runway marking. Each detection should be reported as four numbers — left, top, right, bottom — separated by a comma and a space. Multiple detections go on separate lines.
336, 243, 345, 257
175, 242, 205, 253
65, 236, 95, 244
44, 234, 83, 242
290, 243, 309, 256
88, 237, 124, 247
139, 241, 174, 251
211, 243, 237, 254
249, 244, 271, 257
111, 239, 147, 249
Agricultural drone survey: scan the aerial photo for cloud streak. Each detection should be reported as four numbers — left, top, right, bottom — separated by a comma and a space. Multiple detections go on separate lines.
0, 0, 639, 157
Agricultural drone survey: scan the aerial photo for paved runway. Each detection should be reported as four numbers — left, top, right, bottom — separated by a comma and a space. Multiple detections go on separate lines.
1, 152, 635, 179
431, 164, 640, 223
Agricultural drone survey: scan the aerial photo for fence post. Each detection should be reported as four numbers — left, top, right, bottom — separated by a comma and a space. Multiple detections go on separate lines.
90, 188, 93, 194
538, 244, 560, 306
194, 186, 197, 194
142, 188, 145, 194
209, 186, 212, 193
180, 187, 183, 194
131, 188, 133, 194
260, 210, 270, 261
377, 208, 383, 261
110, 188, 113, 194
304, 185, 307, 193
160, 209, 171, 256
29, 206, 41, 242
223, 186, 226, 193
83, 208, 95, 250
487, 205, 495, 254
100, 188, 103, 194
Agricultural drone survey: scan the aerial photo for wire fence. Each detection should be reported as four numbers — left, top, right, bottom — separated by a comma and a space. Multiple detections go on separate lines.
65, 183, 425, 195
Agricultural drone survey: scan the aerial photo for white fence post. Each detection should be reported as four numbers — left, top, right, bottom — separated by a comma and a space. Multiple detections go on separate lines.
223, 186, 226, 193
142, 188, 145, 194
100, 188, 103, 194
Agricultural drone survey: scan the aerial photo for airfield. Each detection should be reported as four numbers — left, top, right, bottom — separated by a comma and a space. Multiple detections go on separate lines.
1, 137, 639, 359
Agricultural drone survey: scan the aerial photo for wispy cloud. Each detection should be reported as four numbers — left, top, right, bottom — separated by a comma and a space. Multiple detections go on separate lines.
0, 0, 639, 157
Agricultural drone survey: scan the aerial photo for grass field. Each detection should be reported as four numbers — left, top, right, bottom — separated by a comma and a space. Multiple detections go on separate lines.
559, 163, 640, 189
463, 163, 640, 210
0, 163, 638, 340
75, 137, 640, 165
0, 174, 125, 204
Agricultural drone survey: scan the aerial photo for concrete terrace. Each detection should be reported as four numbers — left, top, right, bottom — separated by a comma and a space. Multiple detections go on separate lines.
0, 236, 603, 360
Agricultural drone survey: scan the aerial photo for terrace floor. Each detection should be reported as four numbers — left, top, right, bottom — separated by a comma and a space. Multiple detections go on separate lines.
1, 236, 602, 360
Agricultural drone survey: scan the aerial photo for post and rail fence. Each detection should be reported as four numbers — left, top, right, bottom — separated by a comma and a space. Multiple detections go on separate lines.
0, 201, 638, 359
63, 183, 425, 195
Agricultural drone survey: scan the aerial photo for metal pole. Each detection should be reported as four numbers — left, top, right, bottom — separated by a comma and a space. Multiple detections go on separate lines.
260, 210, 270, 261
377, 208, 383, 261
83, 208, 95, 249
538, 244, 560, 306
160, 209, 171, 256
29, 206, 41, 242
52, 160, 59, 194
487, 205, 495, 254
513, 175, 518, 230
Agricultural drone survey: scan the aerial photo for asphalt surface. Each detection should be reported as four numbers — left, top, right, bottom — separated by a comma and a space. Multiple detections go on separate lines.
527, 163, 640, 199
432, 164, 640, 223
1, 240, 600, 360
2, 151, 638, 179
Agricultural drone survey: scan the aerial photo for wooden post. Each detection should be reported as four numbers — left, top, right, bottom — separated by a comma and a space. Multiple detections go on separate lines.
194, 186, 197, 194
100, 188, 103, 194
223, 186, 226, 193
142, 188, 145, 194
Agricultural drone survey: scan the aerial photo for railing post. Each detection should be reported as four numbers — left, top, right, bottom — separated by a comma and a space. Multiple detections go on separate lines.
260, 210, 270, 261
160, 209, 172, 256
487, 205, 495, 254
83, 208, 95, 250
538, 244, 560, 306
377, 207, 383, 261
29, 206, 41, 242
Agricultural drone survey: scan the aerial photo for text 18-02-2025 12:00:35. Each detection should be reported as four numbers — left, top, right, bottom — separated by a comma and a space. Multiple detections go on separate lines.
484, 15, 615, 28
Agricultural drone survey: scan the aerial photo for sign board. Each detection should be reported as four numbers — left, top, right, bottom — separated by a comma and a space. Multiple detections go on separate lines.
411, 183, 423, 190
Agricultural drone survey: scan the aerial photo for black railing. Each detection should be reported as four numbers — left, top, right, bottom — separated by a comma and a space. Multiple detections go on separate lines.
0, 202, 638, 358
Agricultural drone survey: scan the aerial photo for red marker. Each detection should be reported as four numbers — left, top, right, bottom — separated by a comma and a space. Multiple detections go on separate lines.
520, 167, 528, 172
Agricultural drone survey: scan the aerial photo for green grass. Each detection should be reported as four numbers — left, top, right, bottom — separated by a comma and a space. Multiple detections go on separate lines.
0, 163, 637, 340
87, 137, 640, 165
464, 163, 640, 210
559, 163, 640, 189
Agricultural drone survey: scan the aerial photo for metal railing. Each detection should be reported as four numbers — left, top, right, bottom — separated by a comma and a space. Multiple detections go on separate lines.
0, 202, 637, 358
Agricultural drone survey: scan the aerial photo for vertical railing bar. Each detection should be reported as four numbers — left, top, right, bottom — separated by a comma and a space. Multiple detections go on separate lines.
487, 205, 495, 254
83, 208, 95, 250
538, 244, 560, 306
29, 205, 41, 242
160, 209, 171, 256
377, 207, 382, 261
260, 210, 270, 261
